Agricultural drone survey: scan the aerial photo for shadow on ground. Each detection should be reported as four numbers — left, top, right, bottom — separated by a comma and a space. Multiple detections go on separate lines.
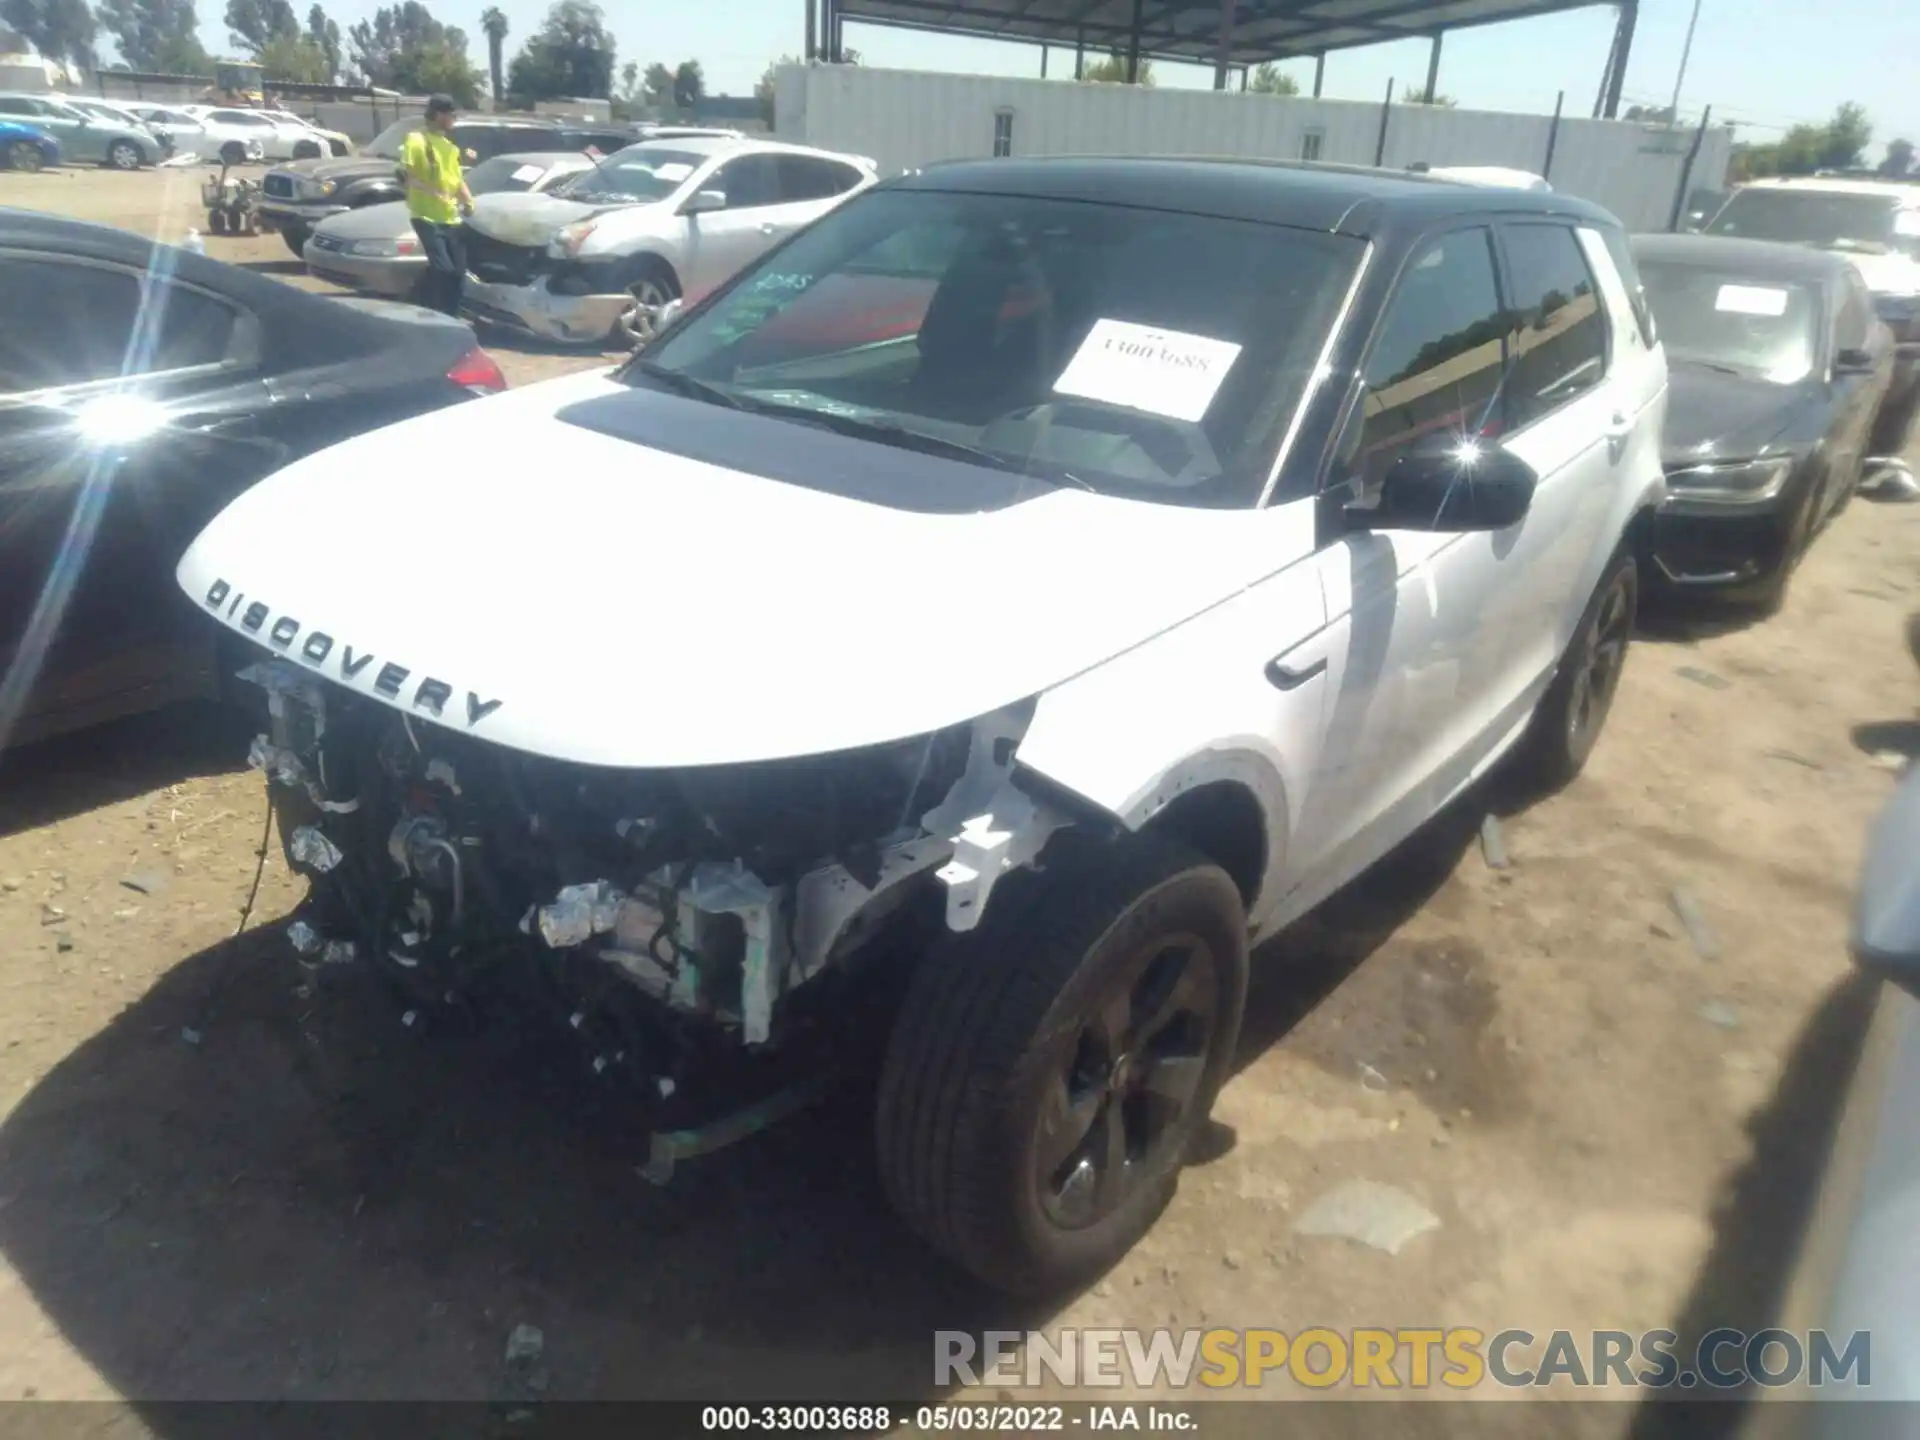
0, 701, 255, 839
1625, 970, 1881, 1440
1852, 720, 1920, 759
0, 783, 1507, 1419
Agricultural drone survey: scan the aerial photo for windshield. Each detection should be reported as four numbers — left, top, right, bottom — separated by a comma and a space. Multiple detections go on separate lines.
1707, 188, 1920, 259
366, 117, 419, 159
466, 156, 557, 196
566, 147, 706, 204
1638, 259, 1819, 383
627, 186, 1364, 507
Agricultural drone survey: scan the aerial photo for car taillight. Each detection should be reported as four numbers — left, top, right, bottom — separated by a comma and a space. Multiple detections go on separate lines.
448, 345, 506, 396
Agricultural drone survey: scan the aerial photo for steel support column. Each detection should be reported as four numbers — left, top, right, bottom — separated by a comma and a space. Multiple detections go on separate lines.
1075, 26, 1085, 78
804, 0, 817, 61
1212, 0, 1237, 89
1601, 0, 1638, 119
1423, 30, 1443, 103
1542, 88, 1564, 178
1125, 0, 1145, 83
1313, 51, 1325, 96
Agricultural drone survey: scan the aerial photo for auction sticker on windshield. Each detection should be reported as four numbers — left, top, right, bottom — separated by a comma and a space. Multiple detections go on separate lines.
651, 162, 695, 183
1715, 284, 1791, 317
1053, 319, 1242, 423
511, 164, 544, 182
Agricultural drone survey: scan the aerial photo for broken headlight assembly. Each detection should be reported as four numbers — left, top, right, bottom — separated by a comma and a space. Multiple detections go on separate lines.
237, 659, 1069, 1132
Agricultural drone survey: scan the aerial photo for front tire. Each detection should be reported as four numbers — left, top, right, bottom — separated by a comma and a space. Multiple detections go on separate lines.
106, 140, 143, 171
6, 139, 44, 173
877, 834, 1248, 1295
279, 222, 312, 257
613, 259, 680, 349
1510, 549, 1637, 793
219, 141, 248, 167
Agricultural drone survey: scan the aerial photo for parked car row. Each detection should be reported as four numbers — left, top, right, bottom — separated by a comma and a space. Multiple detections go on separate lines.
0, 92, 161, 169
4, 153, 1917, 1301
0, 92, 352, 170
259, 114, 727, 255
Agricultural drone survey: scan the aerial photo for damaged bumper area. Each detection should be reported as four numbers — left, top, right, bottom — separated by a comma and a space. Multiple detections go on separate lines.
239, 660, 1066, 1130
460, 273, 627, 346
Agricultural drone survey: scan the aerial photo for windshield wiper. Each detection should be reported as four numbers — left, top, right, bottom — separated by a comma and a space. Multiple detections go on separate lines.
743, 401, 1093, 488
621, 359, 744, 409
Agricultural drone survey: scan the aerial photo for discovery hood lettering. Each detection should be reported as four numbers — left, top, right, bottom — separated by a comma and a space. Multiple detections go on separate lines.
175, 370, 1319, 768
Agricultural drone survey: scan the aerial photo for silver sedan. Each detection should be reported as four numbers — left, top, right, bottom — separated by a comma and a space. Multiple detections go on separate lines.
303, 151, 597, 299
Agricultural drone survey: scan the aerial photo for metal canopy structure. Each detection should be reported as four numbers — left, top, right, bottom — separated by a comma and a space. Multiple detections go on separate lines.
811, 0, 1639, 115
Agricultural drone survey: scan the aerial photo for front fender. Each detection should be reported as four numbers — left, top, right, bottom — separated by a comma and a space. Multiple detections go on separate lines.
1012, 517, 1329, 920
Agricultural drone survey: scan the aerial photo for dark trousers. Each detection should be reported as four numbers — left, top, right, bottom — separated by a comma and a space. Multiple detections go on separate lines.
410, 218, 466, 317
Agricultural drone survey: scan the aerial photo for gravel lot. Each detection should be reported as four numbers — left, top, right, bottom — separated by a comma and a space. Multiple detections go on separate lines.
2, 164, 1919, 1430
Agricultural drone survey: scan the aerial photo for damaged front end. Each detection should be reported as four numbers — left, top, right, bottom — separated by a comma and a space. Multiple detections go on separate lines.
241, 660, 1067, 1155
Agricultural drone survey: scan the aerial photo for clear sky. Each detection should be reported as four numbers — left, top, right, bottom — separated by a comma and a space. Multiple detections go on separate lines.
202, 0, 1920, 158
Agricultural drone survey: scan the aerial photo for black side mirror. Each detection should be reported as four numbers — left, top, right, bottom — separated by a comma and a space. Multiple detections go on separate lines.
1854, 764, 1920, 998
1835, 346, 1877, 375
1350, 438, 1538, 532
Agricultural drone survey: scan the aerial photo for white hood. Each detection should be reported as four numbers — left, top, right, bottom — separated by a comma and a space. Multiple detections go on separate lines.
176, 371, 1312, 769
1847, 250, 1920, 298
467, 190, 638, 247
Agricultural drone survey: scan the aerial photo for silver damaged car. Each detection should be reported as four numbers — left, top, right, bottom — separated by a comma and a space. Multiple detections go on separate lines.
459, 136, 877, 347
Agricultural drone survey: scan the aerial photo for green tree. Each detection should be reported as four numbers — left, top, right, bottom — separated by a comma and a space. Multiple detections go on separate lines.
671, 57, 702, 111
347, 2, 481, 103
95, 0, 203, 70
479, 5, 507, 100
222, 0, 295, 55
258, 29, 328, 80
2, 0, 98, 66
1883, 138, 1916, 178
305, 1, 338, 78
755, 55, 794, 128
504, 0, 614, 101
1081, 50, 1153, 85
1247, 61, 1298, 95
1741, 103, 1874, 178
1399, 79, 1456, 106
641, 59, 672, 107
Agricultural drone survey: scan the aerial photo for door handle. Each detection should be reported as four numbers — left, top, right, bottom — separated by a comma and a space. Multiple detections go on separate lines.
1264, 655, 1328, 691
1605, 411, 1632, 462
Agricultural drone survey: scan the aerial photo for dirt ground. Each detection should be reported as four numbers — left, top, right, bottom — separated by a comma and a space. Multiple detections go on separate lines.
2, 165, 1919, 1429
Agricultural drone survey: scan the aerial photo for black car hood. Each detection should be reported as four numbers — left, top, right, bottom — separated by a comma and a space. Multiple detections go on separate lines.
276, 154, 399, 183
1660, 361, 1808, 466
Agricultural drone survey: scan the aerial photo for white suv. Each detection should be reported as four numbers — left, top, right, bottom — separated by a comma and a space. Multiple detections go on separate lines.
176, 158, 1666, 1294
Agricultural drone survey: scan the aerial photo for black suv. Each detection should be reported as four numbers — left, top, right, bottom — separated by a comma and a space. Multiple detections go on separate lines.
257, 115, 639, 256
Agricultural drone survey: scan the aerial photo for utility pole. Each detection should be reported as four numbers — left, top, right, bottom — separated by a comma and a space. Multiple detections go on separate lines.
1668, 0, 1702, 122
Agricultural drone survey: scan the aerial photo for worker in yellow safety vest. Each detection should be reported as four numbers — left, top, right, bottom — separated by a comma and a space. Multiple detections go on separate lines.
402, 94, 474, 316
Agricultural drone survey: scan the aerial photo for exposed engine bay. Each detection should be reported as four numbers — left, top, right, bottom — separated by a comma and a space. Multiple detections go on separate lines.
243, 660, 1069, 1144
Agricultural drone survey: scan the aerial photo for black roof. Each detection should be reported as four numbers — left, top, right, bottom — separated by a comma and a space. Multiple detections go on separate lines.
838, 0, 1604, 67
886, 156, 1617, 236
1630, 233, 1857, 282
